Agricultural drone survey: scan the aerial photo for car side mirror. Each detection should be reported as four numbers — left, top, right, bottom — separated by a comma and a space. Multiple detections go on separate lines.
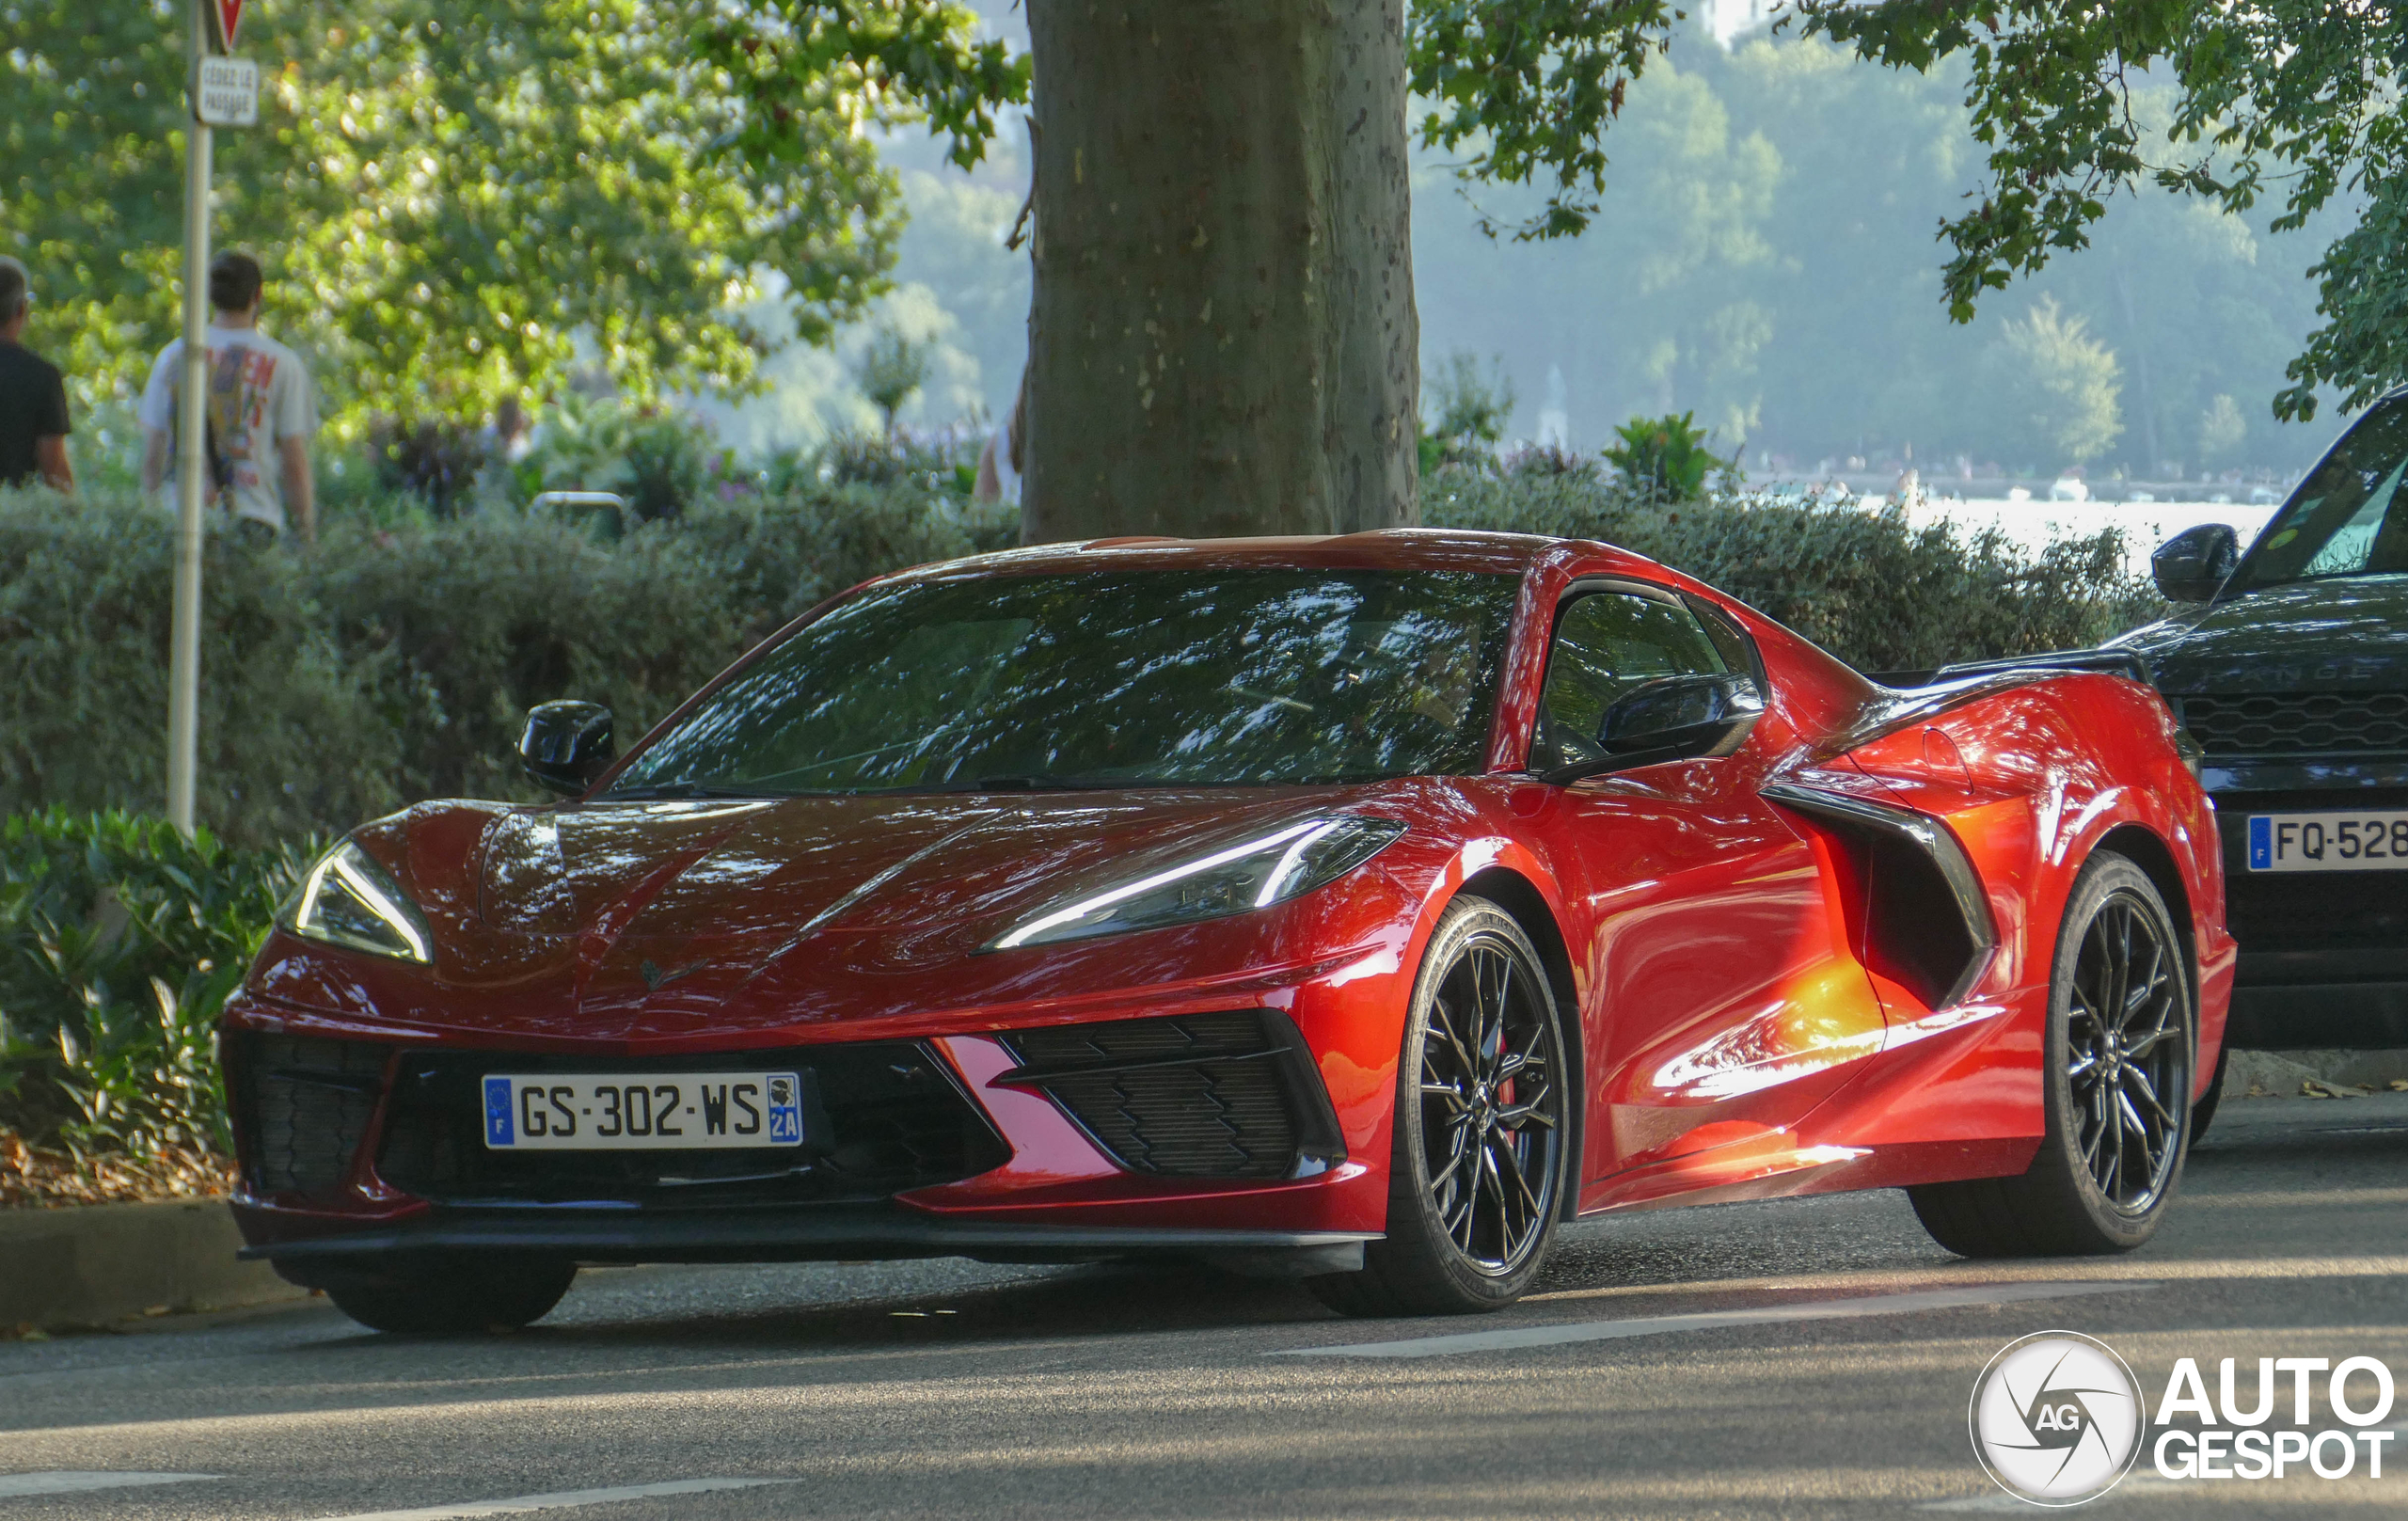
2152, 523, 2239, 602
1599, 673, 1765, 759
519, 701, 614, 796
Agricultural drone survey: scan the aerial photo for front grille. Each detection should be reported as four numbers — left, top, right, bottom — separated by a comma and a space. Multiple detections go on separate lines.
373, 1042, 1008, 1207
233, 1034, 392, 1197
1001, 1010, 1343, 1180
2216, 787, 2408, 953
2182, 692, 2408, 756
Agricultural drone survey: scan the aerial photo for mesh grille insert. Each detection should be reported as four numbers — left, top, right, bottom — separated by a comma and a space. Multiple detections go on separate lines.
2183, 692, 2408, 756
1003, 1011, 1337, 1180
237, 1034, 391, 1198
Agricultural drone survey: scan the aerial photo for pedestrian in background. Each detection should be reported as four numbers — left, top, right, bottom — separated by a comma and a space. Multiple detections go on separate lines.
973, 371, 1025, 506
0, 257, 74, 494
139, 250, 317, 544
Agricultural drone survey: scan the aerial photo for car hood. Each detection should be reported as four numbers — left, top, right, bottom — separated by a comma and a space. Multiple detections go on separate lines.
253, 788, 1409, 1042
2115, 575, 2408, 694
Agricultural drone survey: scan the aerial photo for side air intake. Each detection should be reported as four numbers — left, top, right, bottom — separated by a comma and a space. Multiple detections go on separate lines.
1763, 782, 1998, 1009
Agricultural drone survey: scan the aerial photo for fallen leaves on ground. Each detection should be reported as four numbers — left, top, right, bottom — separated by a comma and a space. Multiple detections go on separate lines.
0, 1129, 232, 1209
2301, 1079, 2367, 1100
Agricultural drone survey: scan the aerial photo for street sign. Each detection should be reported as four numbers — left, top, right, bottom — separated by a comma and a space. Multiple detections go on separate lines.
196, 55, 257, 126
212, 0, 245, 51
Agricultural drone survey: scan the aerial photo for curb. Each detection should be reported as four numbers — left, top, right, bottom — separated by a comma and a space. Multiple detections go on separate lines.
0, 1198, 303, 1331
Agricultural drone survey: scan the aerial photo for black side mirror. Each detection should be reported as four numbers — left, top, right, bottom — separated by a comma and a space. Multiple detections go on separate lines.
1600, 673, 1765, 759
519, 701, 614, 796
2152, 523, 2240, 602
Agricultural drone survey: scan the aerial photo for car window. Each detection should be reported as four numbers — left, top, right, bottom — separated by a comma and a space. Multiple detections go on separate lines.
2240, 399, 2408, 589
605, 569, 1519, 795
1533, 591, 1728, 771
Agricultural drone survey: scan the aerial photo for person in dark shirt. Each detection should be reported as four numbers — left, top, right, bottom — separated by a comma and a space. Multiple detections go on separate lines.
0, 257, 73, 493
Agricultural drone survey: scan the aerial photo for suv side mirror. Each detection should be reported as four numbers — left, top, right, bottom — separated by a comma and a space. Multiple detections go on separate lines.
1600, 673, 1765, 759
519, 701, 614, 796
2152, 523, 2240, 602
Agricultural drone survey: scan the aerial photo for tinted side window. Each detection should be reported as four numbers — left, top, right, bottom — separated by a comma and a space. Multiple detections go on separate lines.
1535, 592, 1727, 770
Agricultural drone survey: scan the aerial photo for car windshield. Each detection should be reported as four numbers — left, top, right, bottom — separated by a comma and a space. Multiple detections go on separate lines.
606, 568, 1519, 796
2238, 399, 2408, 591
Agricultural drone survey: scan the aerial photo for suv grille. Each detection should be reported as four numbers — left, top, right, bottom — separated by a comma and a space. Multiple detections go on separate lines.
373, 1042, 1007, 1207
232, 1034, 393, 1198
1001, 1010, 1344, 1180
2182, 692, 2408, 756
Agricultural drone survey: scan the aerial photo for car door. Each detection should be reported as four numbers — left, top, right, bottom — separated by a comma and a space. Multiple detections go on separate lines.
1533, 585, 1890, 1207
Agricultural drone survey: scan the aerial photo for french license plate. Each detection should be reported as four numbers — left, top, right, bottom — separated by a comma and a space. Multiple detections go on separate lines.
2245, 813, 2408, 873
481, 1072, 804, 1150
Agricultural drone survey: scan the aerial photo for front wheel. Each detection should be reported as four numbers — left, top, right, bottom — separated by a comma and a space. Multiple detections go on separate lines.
1309, 897, 1569, 1317
1909, 853, 2194, 1257
322, 1255, 578, 1335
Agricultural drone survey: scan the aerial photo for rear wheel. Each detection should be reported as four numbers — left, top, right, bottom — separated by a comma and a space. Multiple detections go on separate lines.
322, 1255, 578, 1335
1909, 853, 2194, 1257
1309, 897, 1568, 1317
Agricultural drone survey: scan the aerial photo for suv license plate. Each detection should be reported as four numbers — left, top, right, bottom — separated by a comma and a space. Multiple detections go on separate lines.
482, 1072, 804, 1149
2245, 813, 2408, 873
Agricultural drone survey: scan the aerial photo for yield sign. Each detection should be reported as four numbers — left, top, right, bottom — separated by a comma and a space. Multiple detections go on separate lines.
212, 0, 245, 51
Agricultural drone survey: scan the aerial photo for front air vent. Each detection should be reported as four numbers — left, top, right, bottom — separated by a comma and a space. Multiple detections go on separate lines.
2181, 692, 2408, 757
1763, 783, 1998, 1010
233, 1034, 392, 1197
998, 1010, 1345, 1180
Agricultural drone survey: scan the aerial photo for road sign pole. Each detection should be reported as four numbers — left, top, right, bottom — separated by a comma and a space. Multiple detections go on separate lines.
166, 0, 213, 836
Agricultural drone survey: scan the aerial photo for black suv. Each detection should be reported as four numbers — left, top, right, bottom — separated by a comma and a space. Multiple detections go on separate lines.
2116, 393, 2408, 1050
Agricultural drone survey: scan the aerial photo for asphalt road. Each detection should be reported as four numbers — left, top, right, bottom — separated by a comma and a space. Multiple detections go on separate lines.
3, 1093, 2403, 1520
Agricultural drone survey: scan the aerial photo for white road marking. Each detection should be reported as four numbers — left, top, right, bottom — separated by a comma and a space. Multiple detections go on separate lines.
1276, 1280, 2157, 1359
0, 1472, 221, 1497
297, 1477, 798, 1521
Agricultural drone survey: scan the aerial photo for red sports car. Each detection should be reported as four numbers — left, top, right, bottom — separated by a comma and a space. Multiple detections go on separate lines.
223, 531, 2234, 1332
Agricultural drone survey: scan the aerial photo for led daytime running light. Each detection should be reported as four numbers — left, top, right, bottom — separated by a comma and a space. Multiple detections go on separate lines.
293, 845, 431, 962
992, 819, 1327, 950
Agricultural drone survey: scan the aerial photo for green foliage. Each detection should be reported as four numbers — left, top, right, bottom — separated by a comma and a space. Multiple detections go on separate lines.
1422, 471, 2162, 673
1410, 35, 2336, 474
1795, 0, 2408, 421
1601, 412, 1731, 502
1, 0, 1022, 438
0, 810, 309, 1158
1973, 298, 2124, 469
855, 323, 932, 438
1424, 353, 1518, 471
514, 395, 735, 524
0, 481, 1015, 848
1409, 1, 1684, 240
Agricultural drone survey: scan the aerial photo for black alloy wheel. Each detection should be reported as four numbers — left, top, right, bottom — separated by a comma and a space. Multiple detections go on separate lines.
2066, 889, 2188, 1212
1909, 853, 2194, 1257
1310, 897, 1568, 1315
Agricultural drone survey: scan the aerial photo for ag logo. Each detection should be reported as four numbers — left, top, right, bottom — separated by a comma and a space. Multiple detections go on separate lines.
1970, 1331, 2145, 1505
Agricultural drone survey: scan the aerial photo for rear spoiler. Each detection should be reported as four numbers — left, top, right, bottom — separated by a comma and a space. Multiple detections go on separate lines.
1867, 647, 2153, 690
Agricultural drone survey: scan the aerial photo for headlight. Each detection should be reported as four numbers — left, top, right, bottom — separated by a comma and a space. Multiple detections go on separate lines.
285, 839, 432, 963
990, 816, 1406, 950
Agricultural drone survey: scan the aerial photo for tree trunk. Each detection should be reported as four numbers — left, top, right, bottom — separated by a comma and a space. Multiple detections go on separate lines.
1022, 0, 1418, 543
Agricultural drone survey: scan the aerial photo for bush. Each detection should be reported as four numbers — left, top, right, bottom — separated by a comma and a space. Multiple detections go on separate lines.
1421, 473, 2162, 673
0, 810, 307, 1182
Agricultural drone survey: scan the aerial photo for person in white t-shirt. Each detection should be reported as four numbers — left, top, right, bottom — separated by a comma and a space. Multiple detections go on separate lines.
139, 251, 318, 543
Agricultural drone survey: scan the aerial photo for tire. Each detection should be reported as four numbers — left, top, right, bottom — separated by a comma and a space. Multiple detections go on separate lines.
323, 1255, 578, 1335
2191, 1038, 2231, 1141
1909, 853, 2194, 1258
1308, 897, 1570, 1317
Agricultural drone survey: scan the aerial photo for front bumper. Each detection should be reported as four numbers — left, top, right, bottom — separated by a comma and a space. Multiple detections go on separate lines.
237, 1199, 1372, 1279
2207, 760, 2408, 1047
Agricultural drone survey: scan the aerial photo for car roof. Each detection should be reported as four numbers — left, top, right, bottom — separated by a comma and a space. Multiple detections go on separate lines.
898, 526, 1668, 583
